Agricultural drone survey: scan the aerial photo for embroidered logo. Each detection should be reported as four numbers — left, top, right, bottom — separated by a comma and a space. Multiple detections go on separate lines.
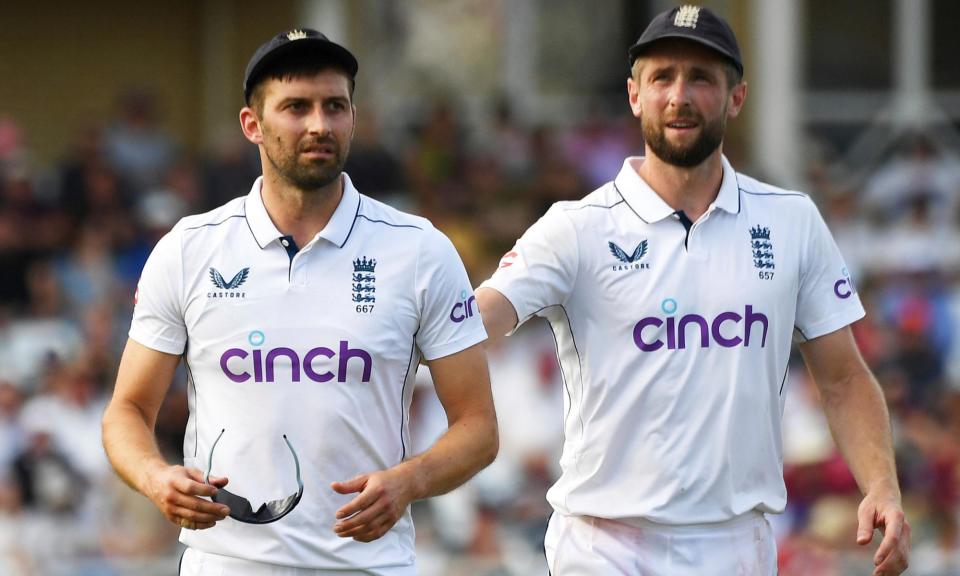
750, 226, 775, 270
352, 257, 376, 311
208, 267, 249, 299
286, 29, 308, 41
609, 240, 651, 271
673, 5, 701, 28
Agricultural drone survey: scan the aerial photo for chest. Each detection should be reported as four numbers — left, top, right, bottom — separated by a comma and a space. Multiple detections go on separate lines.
180, 241, 419, 370
576, 214, 799, 335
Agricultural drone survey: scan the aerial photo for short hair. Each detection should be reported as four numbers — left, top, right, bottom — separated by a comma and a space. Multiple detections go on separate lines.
248, 51, 356, 116
631, 56, 743, 91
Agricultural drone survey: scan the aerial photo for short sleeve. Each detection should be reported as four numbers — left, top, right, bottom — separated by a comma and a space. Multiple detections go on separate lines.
794, 199, 866, 341
415, 227, 487, 361
479, 204, 579, 329
129, 229, 187, 354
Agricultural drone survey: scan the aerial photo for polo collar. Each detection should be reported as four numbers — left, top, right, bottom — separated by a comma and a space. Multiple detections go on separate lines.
244, 173, 361, 250
614, 155, 740, 223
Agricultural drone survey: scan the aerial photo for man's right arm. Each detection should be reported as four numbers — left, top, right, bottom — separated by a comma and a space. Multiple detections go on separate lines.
476, 287, 518, 349
102, 338, 230, 529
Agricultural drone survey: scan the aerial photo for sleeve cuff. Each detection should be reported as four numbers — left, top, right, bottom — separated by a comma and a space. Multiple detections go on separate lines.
129, 328, 186, 356
795, 304, 866, 342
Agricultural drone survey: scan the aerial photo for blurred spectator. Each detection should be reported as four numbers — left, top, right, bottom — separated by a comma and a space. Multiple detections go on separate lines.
201, 130, 262, 210
560, 105, 632, 189
864, 134, 960, 228
58, 126, 132, 225
0, 261, 83, 390
19, 361, 110, 483
0, 382, 24, 474
483, 97, 534, 182
344, 109, 408, 205
103, 88, 178, 193
55, 222, 119, 320
405, 98, 468, 218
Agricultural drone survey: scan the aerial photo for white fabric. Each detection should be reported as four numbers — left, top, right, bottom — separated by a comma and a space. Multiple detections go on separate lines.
481, 156, 864, 524
180, 547, 414, 575
544, 512, 776, 576
131, 174, 486, 570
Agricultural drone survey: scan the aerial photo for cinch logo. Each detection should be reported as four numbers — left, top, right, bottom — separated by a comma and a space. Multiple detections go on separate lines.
834, 268, 856, 299
220, 331, 372, 383
450, 290, 477, 323
633, 298, 769, 351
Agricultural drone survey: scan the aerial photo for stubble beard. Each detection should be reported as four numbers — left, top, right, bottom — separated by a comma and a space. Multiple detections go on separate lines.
643, 109, 726, 168
263, 131, 350, 191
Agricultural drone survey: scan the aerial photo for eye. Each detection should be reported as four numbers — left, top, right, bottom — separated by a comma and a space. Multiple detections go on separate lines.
326, 100, 348, 113
649, 71, 672, 84
287, 101, 309, 113
691, 71, 714, 84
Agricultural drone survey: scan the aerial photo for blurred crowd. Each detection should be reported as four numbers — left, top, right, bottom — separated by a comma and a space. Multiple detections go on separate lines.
0, 87, 958, 575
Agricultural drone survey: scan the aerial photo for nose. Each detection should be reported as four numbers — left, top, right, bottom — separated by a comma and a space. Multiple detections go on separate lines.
667, 78, 691, 109
305, 107, 332, 136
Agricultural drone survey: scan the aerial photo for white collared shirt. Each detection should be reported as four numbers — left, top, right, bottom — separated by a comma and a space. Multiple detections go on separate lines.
131, 174, 486, 569
481, 156, 864, 524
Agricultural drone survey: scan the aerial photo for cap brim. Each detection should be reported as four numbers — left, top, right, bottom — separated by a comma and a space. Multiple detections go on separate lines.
245, 39, 358, 102
628, 33, 743, 75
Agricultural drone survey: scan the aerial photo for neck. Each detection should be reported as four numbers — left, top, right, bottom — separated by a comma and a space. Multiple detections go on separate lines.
260, 169, 344, 248
636, 149, 724, 222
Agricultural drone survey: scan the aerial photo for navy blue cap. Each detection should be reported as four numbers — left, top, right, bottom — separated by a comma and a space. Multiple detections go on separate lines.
243, 28, 358, 103
628, 5, 743, 76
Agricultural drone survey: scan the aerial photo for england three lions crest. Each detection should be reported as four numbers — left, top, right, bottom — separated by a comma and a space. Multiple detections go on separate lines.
352, 256, 376, 311
750, 226, 775, 270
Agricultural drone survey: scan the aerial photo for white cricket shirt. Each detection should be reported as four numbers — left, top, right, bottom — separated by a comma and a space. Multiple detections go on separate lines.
481, 156, 864, 525
130, 174, 486, 570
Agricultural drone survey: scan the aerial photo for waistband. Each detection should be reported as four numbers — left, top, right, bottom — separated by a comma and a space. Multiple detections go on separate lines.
578, 510, 767, 534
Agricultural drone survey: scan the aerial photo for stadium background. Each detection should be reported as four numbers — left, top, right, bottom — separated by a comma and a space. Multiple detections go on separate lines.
0, 0, 958, 574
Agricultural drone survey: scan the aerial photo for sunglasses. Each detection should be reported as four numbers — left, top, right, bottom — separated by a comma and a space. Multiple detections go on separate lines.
204, 429, 304, 524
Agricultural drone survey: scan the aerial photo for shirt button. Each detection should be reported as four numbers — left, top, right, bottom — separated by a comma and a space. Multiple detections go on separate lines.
281, 239, 289, 247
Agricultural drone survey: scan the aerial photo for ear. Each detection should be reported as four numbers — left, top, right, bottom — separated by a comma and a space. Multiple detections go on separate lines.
627, 77, 642, 119
726, 81, 747, 120
239, 107, 263, 145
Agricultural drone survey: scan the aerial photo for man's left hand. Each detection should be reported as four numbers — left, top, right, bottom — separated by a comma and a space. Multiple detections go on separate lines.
857, 486, 910, 576
331, 465, 421, 542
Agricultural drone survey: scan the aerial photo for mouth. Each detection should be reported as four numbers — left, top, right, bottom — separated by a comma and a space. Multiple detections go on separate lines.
665, 119, 699, 130
299, 144, 336, 160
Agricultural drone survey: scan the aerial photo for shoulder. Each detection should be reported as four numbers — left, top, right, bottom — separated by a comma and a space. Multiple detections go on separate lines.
556, 182, 626, 216
171, 197, 248, 236
354, 195, 456, 261
355, 194, 432, 235
530, 182, 624, 232
736, 172, 816, 210
735, 172, 826, 229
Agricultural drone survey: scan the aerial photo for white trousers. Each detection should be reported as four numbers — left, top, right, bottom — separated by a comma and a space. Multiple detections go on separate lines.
179, 548, 415, 576
544, 512, 777, 576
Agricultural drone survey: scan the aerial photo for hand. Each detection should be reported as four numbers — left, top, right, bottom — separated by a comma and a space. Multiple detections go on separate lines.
331, 466, 421, 542
856, 486, 910, 575
144, 465, 230, 530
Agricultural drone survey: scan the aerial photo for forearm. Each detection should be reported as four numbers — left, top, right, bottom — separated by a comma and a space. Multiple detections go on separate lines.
102, 400, 169, 496
398, 410, 498, 501
820, 370, 899, 496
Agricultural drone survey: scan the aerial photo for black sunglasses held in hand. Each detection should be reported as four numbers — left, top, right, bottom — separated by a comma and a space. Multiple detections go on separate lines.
204, 429, 304, 524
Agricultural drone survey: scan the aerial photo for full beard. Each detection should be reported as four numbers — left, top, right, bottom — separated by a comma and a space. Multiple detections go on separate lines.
265, 136, 350, 191
643, 111, 725, 168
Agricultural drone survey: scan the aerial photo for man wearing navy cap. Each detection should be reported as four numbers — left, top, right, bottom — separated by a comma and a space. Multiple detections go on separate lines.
103, 28, 498, 574
477, 5, 909, 575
